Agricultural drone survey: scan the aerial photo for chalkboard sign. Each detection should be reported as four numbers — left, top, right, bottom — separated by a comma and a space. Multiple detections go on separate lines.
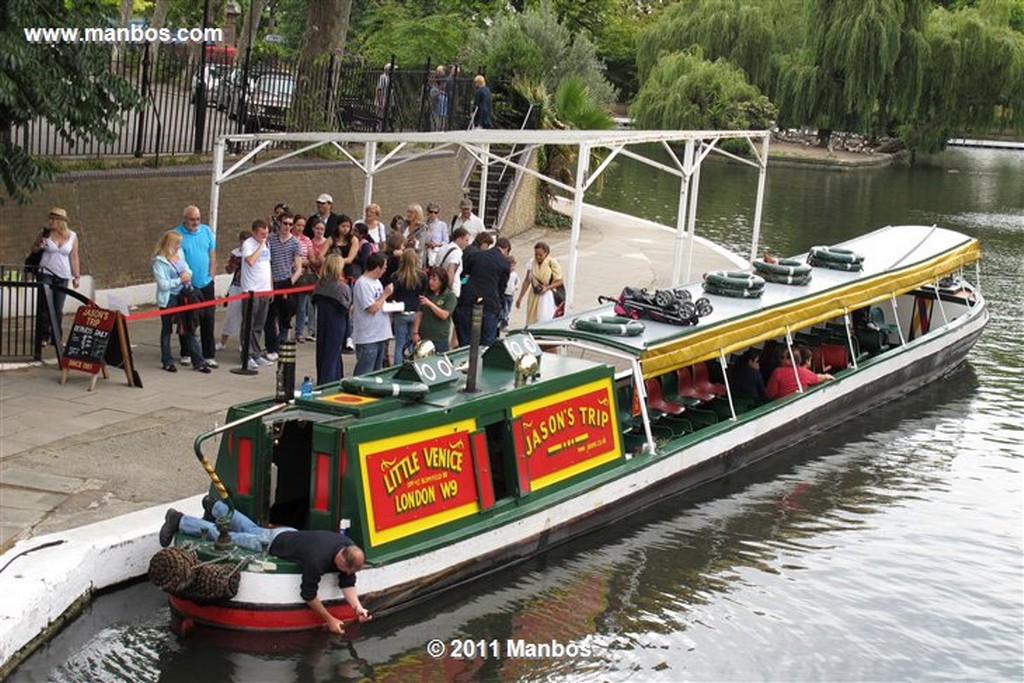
61, 305, 140, 390
63, 305, 115, 372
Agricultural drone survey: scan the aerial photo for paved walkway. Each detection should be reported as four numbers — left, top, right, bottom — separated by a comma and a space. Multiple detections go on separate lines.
0, 205, 745, 552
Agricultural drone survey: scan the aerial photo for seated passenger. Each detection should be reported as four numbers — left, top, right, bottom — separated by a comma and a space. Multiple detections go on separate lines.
766, 346, 834, 399
759, 339, 783, 385
729, 349, 767, 406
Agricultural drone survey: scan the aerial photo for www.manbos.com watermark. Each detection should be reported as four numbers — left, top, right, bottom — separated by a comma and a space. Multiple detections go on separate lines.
23, 25, 224, 44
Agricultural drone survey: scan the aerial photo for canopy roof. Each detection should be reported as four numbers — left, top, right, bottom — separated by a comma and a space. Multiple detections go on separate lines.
528, 224, 981, 377
209, 128, 772, 311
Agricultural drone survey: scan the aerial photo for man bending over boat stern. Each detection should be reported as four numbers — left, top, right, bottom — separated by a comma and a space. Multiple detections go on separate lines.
160, 499, 371, 634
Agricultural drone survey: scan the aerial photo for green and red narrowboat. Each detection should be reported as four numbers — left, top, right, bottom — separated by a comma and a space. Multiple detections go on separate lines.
159, 223, 986, 632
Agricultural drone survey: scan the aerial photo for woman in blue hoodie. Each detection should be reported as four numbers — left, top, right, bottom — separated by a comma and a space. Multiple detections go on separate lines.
152, 230, 210, 373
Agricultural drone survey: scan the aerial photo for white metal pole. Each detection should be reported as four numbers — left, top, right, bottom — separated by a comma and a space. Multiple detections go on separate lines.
719, 349, 736, 420
565, 144, 591, 314
891, 294, 906, 345
683, 146, 702, 283
209, 138, 225, 238
672, 140, 695, 285
362, 141, 377, 209
478, 143, 490, 226
749, 133, 770, 262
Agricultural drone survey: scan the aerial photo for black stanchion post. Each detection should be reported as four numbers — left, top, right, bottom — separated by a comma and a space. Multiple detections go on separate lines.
231, 290, 258, 375
464, 299, 483, 393
275, 339, 296, 402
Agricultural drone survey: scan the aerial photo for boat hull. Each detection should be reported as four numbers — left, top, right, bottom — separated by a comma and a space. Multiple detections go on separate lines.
169, 301, 986, 630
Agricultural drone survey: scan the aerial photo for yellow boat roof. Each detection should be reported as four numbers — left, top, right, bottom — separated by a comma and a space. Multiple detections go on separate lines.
529, 225, 981, 377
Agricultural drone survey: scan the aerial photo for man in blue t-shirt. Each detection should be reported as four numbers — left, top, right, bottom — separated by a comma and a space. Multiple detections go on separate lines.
174, 205, 218, 367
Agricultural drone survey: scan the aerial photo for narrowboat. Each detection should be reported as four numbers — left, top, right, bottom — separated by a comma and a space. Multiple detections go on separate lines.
155, 223, 985, 632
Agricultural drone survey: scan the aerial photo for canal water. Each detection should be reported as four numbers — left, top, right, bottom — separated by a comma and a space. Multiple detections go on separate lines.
11, 147, 1022, 682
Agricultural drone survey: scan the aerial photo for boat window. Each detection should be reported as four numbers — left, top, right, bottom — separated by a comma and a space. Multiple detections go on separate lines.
484, 421, 511, 501
268, 420, 313, 530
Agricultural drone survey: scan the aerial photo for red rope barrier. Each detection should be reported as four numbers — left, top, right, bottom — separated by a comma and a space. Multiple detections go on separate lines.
124, 284, 314, 322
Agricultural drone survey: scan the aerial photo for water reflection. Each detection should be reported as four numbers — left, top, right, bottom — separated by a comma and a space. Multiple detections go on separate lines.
12, 147, 1023, 682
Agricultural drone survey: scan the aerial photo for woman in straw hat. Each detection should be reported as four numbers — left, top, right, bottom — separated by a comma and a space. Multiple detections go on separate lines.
29, 207, 80, 345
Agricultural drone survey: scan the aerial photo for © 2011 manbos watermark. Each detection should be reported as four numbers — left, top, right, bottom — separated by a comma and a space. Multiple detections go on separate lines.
426, 638, 593, 660
23, 25, 224, 44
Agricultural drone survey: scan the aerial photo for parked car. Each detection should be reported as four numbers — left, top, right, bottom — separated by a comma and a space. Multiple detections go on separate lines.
215, 67, 253, 115
240, 71, 295, 132
190, 63, 227, 106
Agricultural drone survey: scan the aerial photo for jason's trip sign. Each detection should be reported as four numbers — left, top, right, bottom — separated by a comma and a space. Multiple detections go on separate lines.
360, 419, 481, 545
512, 378, 622, 491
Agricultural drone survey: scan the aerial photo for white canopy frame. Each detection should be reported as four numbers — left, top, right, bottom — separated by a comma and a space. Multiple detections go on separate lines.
209, 129, 770, 312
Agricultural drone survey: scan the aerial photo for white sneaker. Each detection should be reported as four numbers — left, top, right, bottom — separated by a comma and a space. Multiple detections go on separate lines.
257, 356, 275, 367
345, 338, 354, 350
263, 351, 279, 361
215, 342, 226, 351
180, 356, 191, 366
247, 358, 260, 371
205, 358, 219, 368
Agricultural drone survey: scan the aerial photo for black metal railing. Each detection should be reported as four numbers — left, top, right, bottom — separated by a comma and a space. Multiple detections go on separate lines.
10, 45, 478, 160
0, 265, 93, 363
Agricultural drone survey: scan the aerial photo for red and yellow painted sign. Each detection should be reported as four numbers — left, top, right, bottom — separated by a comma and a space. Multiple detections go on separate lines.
321, 392, 378, 406
359, 419, 480, 546
511, 378, 621, 491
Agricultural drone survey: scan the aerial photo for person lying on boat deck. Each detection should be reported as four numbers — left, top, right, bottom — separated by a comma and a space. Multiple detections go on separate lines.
729, 349, 768, 406
765, 346, 834, 400
160, 499, 371, 635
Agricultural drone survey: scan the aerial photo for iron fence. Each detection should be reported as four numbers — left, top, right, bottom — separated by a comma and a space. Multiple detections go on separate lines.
10, 45, 477, 160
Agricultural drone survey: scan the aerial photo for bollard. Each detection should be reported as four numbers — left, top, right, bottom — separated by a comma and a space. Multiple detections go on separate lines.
231, 291, 258, 375
275, 339, 297, 402
464, 299, 483, 393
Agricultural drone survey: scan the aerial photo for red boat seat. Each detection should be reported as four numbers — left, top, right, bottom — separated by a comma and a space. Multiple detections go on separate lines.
692, 362, 726, 397
673, 366, 716, 404
644, 377, 687, 416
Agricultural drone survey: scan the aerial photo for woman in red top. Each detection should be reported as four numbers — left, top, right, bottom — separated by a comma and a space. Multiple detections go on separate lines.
766, 346, 834, 399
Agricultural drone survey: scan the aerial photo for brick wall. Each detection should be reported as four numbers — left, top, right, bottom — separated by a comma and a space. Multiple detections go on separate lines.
0, 152, 471, 288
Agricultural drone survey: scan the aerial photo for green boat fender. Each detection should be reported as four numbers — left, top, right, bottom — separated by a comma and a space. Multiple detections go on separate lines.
703, 270, 766, 290
808, 245, 864, 264
572, 315, 646, 336
753, 258, 812, 277
340, 376, 430, 399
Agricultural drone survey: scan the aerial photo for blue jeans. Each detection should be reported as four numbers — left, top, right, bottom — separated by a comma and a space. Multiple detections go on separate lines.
354, 340, 387, 375
37, 271, 68, 345
456, 306, 499, 347
392, 312, 416, 364
178, 501, 293, 552
161, 293, 204, 367
294, 292, 311, 338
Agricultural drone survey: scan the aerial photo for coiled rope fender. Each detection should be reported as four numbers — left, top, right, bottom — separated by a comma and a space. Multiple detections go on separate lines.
571, 315, 645, 336
808, 246, 864, 271
341, 376, 430, 399
753, 258, 812, 277
704, 271, 766, 290
703, 271, 765, 298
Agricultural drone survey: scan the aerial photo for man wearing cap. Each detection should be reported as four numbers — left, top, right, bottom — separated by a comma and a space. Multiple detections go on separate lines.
451, 199, 485, 242
308, 194, 340, 240
173, 205, 218, 368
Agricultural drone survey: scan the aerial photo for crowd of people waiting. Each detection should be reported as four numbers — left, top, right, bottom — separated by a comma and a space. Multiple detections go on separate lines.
150, 194, 564, 386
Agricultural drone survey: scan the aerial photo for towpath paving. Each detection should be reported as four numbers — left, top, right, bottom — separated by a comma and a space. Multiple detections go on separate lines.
0, 204, 745, 552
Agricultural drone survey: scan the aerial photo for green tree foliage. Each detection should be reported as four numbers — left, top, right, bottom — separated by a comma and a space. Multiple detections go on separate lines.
774, 0, 930, 142
1, 0, 139, 203
901, 2, 1024, 150
631, 48, 777, 130
636, 0, 798, 95
465, 1, 617, 106
349, 0, 483, 67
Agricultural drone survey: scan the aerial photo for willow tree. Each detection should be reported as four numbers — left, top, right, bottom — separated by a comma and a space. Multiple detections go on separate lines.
635, 0, 797, 95
631, 48, 776, 131
900, 2, 1024, 152
774, 0, 930, 146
